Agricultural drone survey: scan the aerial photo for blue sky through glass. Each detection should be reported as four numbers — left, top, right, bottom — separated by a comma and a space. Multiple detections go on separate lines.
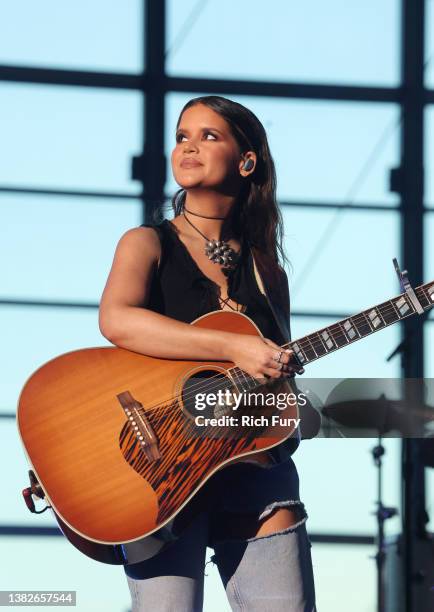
0, 0, 143, 73
0, 84, 143, 192
166, 0, 400, 86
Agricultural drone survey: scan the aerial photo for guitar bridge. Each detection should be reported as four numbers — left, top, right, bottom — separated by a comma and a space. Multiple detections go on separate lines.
117, 391, 161, 462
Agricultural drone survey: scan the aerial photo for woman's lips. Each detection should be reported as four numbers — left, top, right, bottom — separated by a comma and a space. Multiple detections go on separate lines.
180, 159, 203, 168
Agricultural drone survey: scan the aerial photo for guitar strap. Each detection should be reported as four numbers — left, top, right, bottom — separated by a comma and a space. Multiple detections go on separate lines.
250, 247, 292, 344
250, 247, 301, 457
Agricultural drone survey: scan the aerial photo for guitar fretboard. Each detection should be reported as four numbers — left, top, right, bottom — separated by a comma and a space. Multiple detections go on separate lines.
228, 280, 434, 392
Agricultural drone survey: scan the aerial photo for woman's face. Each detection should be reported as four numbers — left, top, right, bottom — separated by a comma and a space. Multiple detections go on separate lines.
171, 103, 251, 193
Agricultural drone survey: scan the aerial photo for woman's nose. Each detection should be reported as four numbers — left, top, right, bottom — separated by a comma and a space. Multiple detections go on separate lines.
183, 139, 199, 153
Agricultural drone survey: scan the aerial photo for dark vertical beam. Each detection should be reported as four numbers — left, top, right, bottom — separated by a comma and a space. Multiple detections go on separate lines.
133, 0, 167, 223
399, 4, 425, 368
392, 1, 426, 611
144, 0, 167, 223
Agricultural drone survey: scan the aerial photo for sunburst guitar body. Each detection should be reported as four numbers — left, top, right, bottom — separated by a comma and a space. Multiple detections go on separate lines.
17, 310, 299, 565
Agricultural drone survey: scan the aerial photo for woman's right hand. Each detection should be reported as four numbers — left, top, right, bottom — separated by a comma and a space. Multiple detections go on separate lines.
227, 334, 301, 382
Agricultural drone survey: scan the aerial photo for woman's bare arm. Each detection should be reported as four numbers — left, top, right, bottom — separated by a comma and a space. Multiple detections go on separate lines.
99, 227, 294, 378
99, 227, 236, 361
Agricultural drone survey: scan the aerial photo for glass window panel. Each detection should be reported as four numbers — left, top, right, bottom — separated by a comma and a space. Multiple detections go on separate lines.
296, 438, 401, 536
283, 208, 400, 313
0, 1, 143, 73
309, 544, 376, 611
0, 84, 143, 192
0, 536, 131, 611
202, 554, 229, 611
167, 0, 400, 86
0, 307, 108, 415
426, 108, 434, 206
426, 212, 434, 288
1, 195, 142, 301
426, 323, 434, 378
165, 93, 400, 206
291, 316, 400, 379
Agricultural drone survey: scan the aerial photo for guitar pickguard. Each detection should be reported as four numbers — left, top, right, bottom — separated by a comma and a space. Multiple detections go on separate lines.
118, 398, 258, 524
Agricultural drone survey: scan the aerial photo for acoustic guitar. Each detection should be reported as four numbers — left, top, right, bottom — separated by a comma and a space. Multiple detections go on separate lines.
17, 278, 434, 565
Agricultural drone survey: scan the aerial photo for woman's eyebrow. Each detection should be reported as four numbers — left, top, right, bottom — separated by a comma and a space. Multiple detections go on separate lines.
176, 126, 225, 135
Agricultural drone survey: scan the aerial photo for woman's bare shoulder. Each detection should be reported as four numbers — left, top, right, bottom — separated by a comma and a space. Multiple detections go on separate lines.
115, 225, 162, 263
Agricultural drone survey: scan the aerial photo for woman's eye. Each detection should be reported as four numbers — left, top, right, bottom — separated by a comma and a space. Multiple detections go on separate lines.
176, 131, 217, 143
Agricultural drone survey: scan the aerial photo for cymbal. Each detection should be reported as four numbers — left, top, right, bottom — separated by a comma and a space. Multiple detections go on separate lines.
322, 398, 433, 436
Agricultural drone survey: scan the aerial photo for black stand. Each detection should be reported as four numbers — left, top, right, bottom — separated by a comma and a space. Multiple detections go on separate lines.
387, 340, 428, 612
372, 438, 398, 612
401, 384, 427, 612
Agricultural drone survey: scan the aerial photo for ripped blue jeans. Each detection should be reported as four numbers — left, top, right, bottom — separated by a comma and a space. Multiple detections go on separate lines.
125, 457, 316, 611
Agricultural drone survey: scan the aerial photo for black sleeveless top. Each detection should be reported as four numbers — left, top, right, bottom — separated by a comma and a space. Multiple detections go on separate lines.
142, 219, 286, 346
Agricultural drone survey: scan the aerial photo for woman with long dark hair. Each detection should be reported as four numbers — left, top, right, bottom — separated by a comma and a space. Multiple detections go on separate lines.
99, 95, 316, 611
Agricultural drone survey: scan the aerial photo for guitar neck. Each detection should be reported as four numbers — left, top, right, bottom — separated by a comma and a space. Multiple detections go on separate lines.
287, 280, 434, 368
229, 280, 434, 390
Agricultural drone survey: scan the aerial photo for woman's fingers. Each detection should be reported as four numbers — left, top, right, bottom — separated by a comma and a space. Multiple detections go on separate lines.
254, 363, 296, 380
266, 349, 292, 370
261, 338, 299, 377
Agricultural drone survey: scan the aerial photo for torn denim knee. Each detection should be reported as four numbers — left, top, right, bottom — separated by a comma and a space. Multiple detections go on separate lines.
209, 501, 308, 553
245, 501, 308, 544
258, 499, 307, 524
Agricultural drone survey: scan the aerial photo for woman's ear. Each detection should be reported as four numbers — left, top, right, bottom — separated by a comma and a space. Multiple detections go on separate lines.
239, 152, 257, 177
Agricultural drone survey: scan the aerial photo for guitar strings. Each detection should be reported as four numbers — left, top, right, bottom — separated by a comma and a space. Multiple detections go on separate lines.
132, 374, 277, 446
166, 283, 432, 409
179, 296, 431, 440
133, 286, 434, 419
130, 286, 433, 419
142, 401, 257, 472
293, 286, 432, 357
135, 286, 433, 417
137, 376, 299, 454
280, 286, 432, 359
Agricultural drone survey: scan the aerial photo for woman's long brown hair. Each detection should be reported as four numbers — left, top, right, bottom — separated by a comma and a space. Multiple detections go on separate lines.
168, 95, 288, 269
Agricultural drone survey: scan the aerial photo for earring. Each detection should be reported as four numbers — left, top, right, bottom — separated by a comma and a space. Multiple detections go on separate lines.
243, 159, 254, 171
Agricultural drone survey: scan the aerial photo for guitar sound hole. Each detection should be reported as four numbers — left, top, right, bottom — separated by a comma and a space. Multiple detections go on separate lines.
181, 369, 233, 421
